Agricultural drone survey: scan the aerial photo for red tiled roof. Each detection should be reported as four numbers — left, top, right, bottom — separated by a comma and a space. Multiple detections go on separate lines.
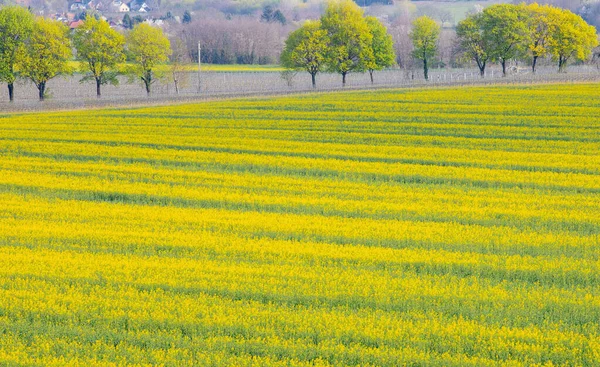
69, 20, 84, 29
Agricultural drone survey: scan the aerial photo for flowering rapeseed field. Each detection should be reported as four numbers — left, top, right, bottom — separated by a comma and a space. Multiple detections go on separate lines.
0, 84, 599, 366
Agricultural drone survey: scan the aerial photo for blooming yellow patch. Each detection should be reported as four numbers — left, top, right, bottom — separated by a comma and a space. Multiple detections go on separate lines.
0, 84, 599, 366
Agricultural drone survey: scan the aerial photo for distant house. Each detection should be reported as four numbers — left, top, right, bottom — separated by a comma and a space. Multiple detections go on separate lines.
85, 0, 100, 10
112, 1, 130, 12
69, 0, 86, 11
129, 0, 150, 12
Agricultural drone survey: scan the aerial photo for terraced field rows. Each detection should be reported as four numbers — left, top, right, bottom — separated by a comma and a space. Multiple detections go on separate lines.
0, 84, 599, 366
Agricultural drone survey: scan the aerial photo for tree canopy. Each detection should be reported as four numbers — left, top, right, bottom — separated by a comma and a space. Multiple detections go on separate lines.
126, 23, 172, 96
546, 7, 598, 72
280, 20, 329, 88
0, 6, 35, 102
73, 16, 126, 97
526, 3, 556, 73
456, 13, 491, 77
480, 4, 530, 76
321, 0, 374, 86
410, 16, 440, 81
18, 17, 71, 101
365, 16, 395, 83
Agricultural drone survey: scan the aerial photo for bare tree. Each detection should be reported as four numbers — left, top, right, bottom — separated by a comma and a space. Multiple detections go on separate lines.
173, 13, 292, 66
169, 38, 190, 94
389, 10, 413, 70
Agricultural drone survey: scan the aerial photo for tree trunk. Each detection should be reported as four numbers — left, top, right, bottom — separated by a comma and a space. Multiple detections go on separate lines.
144, 70, 152, 96
342, 72, 347, 87
369, 70, 374, 84
558, 56, 567, 73
423, 58, 429, 81
479, 64, 486, 78
96, 78, 102, 98
501, 59, 507, 77
8, 83, 14, 102
311, 72, 316, 89
532, 56, 538, 74
38, 82, 46, 101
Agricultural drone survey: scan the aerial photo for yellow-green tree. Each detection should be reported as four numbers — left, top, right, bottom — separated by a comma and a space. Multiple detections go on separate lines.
321, 0, 373, 86
18, 17, 71, 101
365, 16, 395, 84
126, 23, 171, 96
547, 8, 598, 73
0, 6, 35, 102
410, 16, 440, 81
280, 20, 329, 88
480, 4, 529, 76
73, 17, 126, 98
456, 13, 490, 77
525, 3, 558, 73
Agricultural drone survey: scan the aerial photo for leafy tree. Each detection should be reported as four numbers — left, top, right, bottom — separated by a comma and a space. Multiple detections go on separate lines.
126, 23, 171, 96
182, 10, 192, 24
273, 10, 287, 25
0, 6, 34, 102
480, 4, 529, 76
321, 0, 373, 86
547, 8, 598, 73
410, 16, 440, 81
18, 17, 71, 101
73, 17, 125, 97
281, 20, 329, 88
261, 5, 286, 25
456, 13, 490, 77
365, 16, 395, 83
525, 3, 557, 73
122, 14, 133, 29
261, 5, 274, 23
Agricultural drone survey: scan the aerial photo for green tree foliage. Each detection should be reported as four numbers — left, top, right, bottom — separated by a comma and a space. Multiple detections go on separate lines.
480, 4, 529, 76
365, 16, 395, 83
458, 4, 597, 76
547, 8, 598, 72
321, 0, 373, 86
281, 20, 329, 88
410, 16, 440, 81
0, 6, 34, 102
261, 5, 286, 25
126, 23, 172, 96
122, 14, 133, 30
456, 13, 490, 77
525, 3, 556, 73
18, 17, 71, 101
73, 17, 126, 97
182, 10, 192, 24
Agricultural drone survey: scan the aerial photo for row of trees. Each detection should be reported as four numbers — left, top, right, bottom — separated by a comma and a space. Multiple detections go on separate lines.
456, 3, 598, 77
281, 0, 395, 88
0, 6, 172, 102
282, 1, 599, 86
